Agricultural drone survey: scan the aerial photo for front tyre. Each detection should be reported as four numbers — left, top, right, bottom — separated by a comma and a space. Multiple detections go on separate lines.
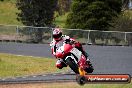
76, 75, 86, 85
66, 57, 79, 74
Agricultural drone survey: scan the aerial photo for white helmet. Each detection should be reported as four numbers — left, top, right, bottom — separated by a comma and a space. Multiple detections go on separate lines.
53, 28, 62, 41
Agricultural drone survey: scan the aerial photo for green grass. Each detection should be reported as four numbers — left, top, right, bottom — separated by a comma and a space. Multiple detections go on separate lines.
3, 82, 131, 88
42, 82, 132, 88
0, 53, 68, 78
46, 82, 132, 88
0, 53, 131, 88
0, 1, 22, 25
0, 82, 132, 88
0, 1, 68, 28
0, 26, 17, 35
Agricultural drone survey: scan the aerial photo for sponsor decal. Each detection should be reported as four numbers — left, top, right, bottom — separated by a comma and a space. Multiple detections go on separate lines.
85, 74, 131, 83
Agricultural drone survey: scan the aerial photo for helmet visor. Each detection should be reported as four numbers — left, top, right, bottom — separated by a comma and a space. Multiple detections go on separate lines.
53, 33, 62, 39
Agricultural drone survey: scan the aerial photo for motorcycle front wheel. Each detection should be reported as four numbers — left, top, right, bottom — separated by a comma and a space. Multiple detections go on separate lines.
66, 57, 79, 74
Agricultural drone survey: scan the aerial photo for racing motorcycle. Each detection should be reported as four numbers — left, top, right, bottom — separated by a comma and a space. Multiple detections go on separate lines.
55, 41, 94, 76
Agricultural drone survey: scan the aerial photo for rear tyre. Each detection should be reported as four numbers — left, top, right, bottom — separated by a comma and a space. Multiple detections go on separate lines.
66, 57, 79, 74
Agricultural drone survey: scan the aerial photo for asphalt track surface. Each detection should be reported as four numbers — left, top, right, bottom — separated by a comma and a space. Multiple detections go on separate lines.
0, 42, 132, 84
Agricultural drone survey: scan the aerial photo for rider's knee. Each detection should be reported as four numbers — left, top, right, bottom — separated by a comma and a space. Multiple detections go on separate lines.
56, 59, 63, 69
56, 63, 63, 69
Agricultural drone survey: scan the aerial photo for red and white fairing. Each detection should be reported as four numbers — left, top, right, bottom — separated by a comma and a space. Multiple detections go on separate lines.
55, 43, 87, 69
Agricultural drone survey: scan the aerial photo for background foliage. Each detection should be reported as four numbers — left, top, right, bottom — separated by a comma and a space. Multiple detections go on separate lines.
66, 0, 122, 31
0, 0, 132, 32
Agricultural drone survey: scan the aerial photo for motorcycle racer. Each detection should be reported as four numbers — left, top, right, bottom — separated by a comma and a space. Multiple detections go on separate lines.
50, 28, 92, 71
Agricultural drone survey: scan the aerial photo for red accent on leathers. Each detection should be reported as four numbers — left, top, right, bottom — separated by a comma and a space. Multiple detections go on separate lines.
51, 48, 54, 54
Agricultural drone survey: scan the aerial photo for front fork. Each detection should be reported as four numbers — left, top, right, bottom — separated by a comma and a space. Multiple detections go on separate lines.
78, 55, 87, 76
77, 67, 87, 85
78, 67, 86, 76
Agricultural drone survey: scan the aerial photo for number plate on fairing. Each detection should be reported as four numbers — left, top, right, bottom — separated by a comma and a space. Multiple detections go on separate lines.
70, 48, 82, 59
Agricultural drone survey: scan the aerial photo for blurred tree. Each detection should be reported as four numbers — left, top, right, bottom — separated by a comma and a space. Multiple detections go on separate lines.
66, 0, 122, 31
122, 0, 129, 10
112, 10, 132, 45
16, 0, 57, 43
111, 10, 132, 32
16, 0, 57, 27
122, 0, 132, 10
57, 0, 72, 15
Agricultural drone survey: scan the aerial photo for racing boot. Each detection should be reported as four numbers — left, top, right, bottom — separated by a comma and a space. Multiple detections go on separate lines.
78, 49, 93, 73
85, 58, 94, 73
56, 59, 67, 69
78, 55, 94, 75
